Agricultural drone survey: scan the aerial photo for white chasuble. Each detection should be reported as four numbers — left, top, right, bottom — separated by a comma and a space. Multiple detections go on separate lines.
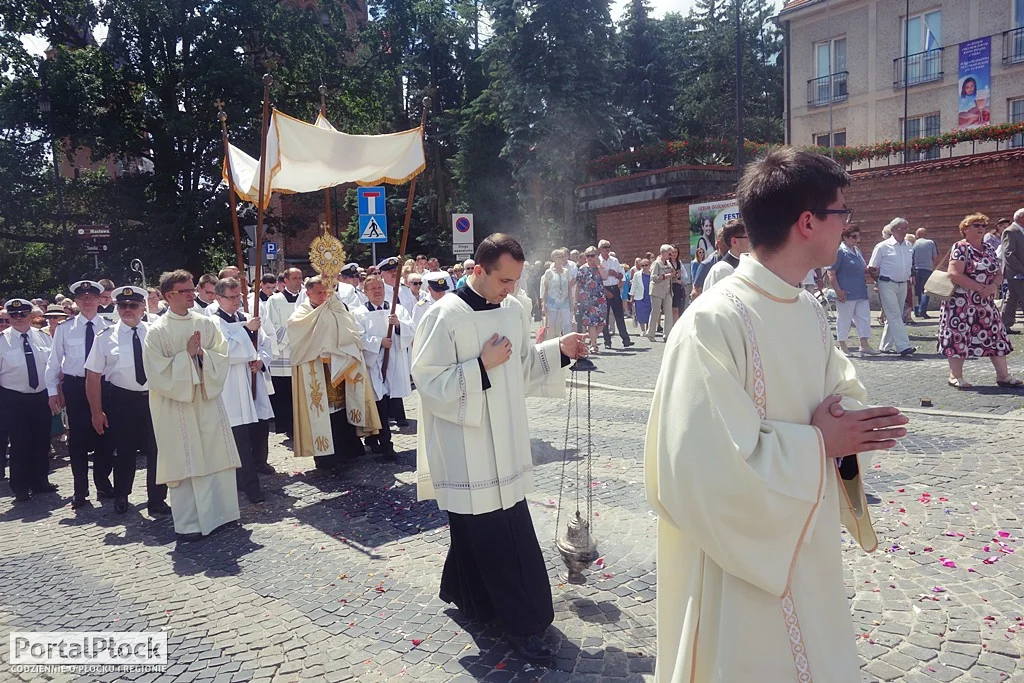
210, 315, 275, 427
413, 292, 565, 515
353, 304, 415, 401
287, 297, 382, 458
644, 255, 877, 683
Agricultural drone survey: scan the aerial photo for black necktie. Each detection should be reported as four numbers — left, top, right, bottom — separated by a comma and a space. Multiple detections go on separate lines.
22, 333, 38, 389
85, 320, 95, 359
132, 327, 146, 385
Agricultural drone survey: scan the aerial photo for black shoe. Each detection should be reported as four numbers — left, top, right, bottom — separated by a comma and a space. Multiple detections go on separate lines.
13, 492, 31, 503
255, 463, 277, 475
920, 312, 932, 319
899, 347, 917, 356
71, 496, 92, 510
366, 438, 382, 454
97, 488, 116, 500
31, 482, 58, 493
507, 633, 555, 666
622, 339, 635, 347
380, 446, 397, 462
604, 342, 613, 349
114, 497, 129, 514
175, 532, 203, 542
147, 501, 171, 515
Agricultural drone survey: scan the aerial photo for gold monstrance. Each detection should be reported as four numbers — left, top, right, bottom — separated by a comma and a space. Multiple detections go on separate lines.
308, 222, 347, 279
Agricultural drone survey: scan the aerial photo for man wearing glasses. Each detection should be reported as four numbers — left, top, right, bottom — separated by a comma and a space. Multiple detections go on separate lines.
45, 280, 114, 509
142, 270, 241, 541
701, 220, 751, 292
0, 299, 58, 502
83, 286, 170, 516
868, 218, 916, 356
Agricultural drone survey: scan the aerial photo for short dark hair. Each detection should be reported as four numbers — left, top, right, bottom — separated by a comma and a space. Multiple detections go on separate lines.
841, 226, 860, 240
261, 273, 277, 284
277, 273, 286, 283
97, 279, 115, 291
475, 233, 525, 273
736, 147, 851, 252
720, 219, 746, 247
214, 278, 240, 297
197, 273, 218, 287
159, 270, 194, 295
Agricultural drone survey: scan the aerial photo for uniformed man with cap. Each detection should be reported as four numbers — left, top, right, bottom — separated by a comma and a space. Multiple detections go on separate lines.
45, 280, 115, 508
412, 271, 451, 327
336, 263, 368, 310
84, 286, 170, 515
0, 299, 59, 502
376, 257, 410, 427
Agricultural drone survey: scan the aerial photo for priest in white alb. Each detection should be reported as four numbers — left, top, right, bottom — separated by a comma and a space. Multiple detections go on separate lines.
413, 234, 588, 666
143, 270, 242, 541
644, 148, 909, 682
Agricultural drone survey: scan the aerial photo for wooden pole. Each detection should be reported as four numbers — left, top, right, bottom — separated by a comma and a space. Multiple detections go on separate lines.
217, 101, 259, 398
319, 85, 333, 232
381, 96, 430, 381
216, 101, 249, 313
252, 73, 273, 322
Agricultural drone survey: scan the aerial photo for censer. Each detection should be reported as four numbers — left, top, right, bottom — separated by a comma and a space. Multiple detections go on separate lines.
555, 356, 599, 584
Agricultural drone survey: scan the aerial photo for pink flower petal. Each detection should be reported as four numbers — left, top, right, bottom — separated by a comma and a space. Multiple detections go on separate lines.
923, 547, 934, 552
932, 586, 946, 593
411, 639, 423, 647
983, 556, 1000, 564
939, 558, 957, 568
997, 530, 1012, 538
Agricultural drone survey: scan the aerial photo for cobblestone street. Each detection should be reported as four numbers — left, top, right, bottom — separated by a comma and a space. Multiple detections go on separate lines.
1, 313, 1023, 682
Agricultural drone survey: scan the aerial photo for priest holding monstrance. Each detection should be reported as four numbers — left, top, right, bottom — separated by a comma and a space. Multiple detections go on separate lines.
287, 227, 381, 471
413, 233, 589, 665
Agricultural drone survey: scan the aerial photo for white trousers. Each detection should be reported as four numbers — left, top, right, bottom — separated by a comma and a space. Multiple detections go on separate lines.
169, 469, 241, 536
877, 279, 911, 352
836, 298, 872, 342
546, 308, 572, 336
647, 295, 674, 340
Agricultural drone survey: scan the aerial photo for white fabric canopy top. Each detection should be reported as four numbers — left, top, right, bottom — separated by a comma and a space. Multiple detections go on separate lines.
225, 111, 426, 208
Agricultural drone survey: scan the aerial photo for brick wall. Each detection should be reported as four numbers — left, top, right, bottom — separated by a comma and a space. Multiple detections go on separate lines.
595, 198, 687, 263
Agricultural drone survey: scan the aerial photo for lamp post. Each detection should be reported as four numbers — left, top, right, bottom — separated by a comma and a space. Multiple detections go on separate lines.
131, 258, 147, 288
38, 89, 71, 282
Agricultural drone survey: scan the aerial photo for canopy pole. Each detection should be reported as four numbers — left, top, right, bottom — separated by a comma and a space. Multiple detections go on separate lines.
253, 73, 273, 322
319, 85, 333, 232
216, 101, 249, 313
381, 96, 431, 381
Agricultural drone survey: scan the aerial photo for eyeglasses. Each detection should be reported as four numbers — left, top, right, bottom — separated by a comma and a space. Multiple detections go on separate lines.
216, 293, 242, 301
817, 208, 854, 224
170, 289, 195, 297
409, 282, 422, 287
116, 302, 143, 309
9, 311, 29, 319
970, 222, 988, 229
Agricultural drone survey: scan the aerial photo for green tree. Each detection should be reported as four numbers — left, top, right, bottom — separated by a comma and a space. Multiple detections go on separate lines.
615, 0, 676, 148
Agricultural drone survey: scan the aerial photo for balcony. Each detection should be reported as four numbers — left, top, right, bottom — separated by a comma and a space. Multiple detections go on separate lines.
893, 48, 944, 88
1004, 27, 1024, 64
807, 72, 849, 107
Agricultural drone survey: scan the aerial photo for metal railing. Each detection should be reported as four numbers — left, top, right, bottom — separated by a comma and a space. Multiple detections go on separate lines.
893, 48, 944, 88
1004, 27, 1024, 64
806, 71, 848, 107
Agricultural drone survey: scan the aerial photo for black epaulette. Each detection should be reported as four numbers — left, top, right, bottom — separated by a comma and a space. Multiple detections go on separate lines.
95, 327, 114, 337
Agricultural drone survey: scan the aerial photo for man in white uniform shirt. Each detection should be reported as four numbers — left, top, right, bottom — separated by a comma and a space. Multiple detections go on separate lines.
84, 286, 170, 515
263, 267, 304, 437
868, 217, 916, 355
598, 239, 634, 349
336, 263, 369, 310
412, 272, 450, 327
0, 299, 58, 502
210, 277, 274, 501
46, 280, 114, 509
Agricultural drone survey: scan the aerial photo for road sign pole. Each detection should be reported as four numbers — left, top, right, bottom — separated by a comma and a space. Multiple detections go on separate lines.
372, 243, 377, 266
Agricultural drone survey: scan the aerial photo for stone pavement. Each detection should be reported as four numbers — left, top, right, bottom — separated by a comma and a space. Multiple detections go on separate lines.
0, 312, 1023, 682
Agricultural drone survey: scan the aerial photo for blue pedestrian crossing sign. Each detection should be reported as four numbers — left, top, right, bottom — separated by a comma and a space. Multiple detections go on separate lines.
357, 186, 388, 244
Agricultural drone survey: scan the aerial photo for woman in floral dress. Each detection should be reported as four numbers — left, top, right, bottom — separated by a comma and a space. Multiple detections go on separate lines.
938, 213, 1020, 388
576, 246, 608, 354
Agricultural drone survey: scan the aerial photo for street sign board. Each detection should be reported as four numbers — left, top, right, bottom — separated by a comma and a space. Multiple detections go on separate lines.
357, 186, 388, 244
452, 243, 474, 258
265, 241, 278, 255
452, 213, 474, 245
77, 225, 111, 240
83, 243, 110, 255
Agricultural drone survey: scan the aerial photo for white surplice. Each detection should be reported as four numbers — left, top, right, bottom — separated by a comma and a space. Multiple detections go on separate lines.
644, 255, 878, 683
413, 291, 565, 515
263, 291, 301, 377
143, 310, 241, 536
209, 314, 274, 427
352, 303, 415, 401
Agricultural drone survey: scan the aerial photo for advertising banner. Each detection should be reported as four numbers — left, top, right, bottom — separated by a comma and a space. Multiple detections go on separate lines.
688, 199, 739, 259
958, 37, 991, 129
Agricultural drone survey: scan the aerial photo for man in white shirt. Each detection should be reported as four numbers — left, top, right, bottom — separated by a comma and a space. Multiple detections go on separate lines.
411, 271, 450, 327
702, 220, 750, 291
0, 298, 58, 502
868, 217, 916, 355
336, 263, 368, 310
211, 277, 274, 501
598, 239, 634, 349
84, 286, 170, 516
263, 267, 304, 437
46, 280, 115, 508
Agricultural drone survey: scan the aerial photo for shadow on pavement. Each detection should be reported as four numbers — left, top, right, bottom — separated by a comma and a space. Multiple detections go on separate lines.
170, 524, 262, 577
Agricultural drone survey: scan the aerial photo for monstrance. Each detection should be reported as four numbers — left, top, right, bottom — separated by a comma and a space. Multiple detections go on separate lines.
308, 222, 347, 278
555, 356, 599, 584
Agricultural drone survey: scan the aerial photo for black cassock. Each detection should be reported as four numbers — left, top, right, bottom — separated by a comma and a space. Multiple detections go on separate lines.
437, 285, 566, 637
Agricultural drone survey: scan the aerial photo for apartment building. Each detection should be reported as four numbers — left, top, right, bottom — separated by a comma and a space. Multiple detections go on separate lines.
779, 0, 1024, 161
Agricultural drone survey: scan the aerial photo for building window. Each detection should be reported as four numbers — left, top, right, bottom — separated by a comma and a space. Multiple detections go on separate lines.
1005, 3, 1024, 64
1011, 98, 1024, 148
814, 131, 847, 148
808, 37, 848, 106
896, 10, 943, 87
902, 113, 941, 161
1016, 0, 1024, 28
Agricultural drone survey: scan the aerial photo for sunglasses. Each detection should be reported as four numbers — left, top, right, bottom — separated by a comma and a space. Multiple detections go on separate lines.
409, 282, 422, 287
9, 311, 29, 319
